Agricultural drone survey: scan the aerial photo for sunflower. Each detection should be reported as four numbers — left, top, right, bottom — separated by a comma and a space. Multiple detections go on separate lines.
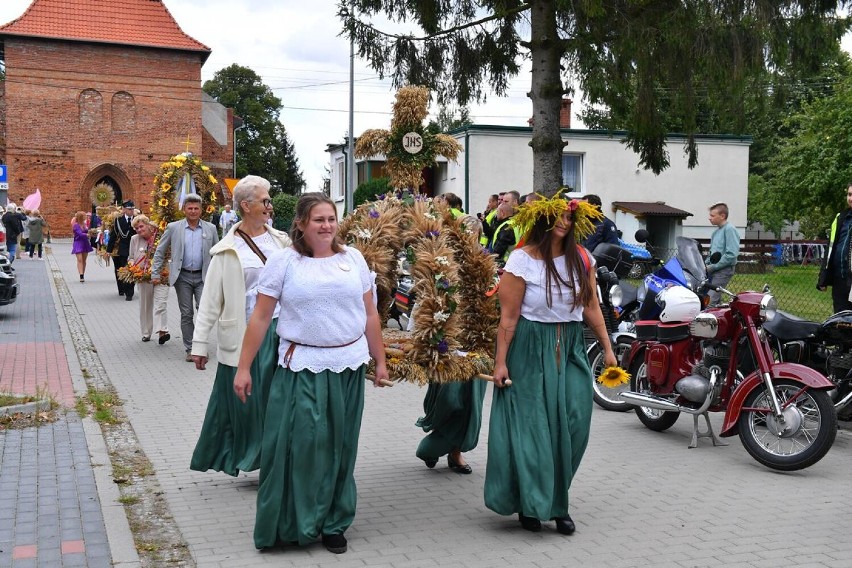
597, 366, 630, 388
208, 175, 217, 184
161, 183, 172, 192
158, 198, 169, 207
206, 205, 216, 214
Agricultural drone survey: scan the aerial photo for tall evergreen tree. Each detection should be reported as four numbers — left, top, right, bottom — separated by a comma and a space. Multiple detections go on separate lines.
203, 64, 305, 195
341, 0, 849, 194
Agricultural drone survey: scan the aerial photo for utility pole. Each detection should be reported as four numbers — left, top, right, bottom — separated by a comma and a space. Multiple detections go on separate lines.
346, 2, 356, 215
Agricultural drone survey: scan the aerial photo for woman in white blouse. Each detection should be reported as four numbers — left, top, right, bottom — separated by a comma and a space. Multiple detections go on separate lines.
190, 176, 291, 476
485, 193, 616, 536
234, 192, 388, 554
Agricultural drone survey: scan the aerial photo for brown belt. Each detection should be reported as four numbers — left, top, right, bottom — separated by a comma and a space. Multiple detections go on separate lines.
282, 335, 364, 369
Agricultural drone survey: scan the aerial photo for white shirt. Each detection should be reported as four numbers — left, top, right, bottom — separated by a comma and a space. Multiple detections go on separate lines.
503, 247, 594, 323
233, 231, 281, 322
257, 246, 371, 372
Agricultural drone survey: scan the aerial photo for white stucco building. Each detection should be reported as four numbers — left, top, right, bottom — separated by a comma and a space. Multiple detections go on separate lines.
328, 124, 751, 252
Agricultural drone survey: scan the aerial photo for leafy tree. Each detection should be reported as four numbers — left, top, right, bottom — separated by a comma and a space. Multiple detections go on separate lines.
756, 74, 852, 238
341, 1, 848, 194
427, 105, 472, 134
354, 177, 392, 207
204, 64, 305, 195
272, 192, 298, 232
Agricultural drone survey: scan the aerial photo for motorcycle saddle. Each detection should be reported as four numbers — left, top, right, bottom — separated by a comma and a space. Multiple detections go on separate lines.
762, 310, 820, 341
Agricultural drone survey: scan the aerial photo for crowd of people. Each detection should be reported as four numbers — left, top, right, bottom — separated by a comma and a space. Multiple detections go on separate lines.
3, 180, 749, 555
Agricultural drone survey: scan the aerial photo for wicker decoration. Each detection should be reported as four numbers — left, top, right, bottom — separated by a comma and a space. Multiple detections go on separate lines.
341, 195, 498, 384
355, 86, 463, 192
149, 152, 220, 231
90, 183, 115, 207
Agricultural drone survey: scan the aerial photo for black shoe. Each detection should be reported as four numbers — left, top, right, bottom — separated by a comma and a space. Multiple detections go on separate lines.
321, 533, 347, 554
424, 458, 438, 469
518, 514, 541, 532
553, 515, 576, 535
447, 455, 472, 474
158, 332, 171, 345
119, 291, 124, 296
125, 295, 133, 301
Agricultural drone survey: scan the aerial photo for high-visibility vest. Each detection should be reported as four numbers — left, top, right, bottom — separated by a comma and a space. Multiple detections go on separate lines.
491, 218, 523, 262
449, 208, 464, 219
479, 210, 498, 246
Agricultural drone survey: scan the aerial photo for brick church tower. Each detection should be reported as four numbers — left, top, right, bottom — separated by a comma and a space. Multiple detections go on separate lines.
0, 0, 237, 235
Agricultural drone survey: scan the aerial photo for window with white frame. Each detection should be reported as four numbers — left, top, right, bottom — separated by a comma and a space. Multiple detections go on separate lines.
562, 153, 583, 193
335, 159, 345, 200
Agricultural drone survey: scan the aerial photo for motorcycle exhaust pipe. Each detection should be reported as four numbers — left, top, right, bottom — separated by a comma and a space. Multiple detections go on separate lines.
618, 392, 682, 412
834, 390, 852, 412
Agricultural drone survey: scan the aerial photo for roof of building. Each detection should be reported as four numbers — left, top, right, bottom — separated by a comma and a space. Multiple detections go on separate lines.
612, 201, 693, 218
0, 0, 210, 58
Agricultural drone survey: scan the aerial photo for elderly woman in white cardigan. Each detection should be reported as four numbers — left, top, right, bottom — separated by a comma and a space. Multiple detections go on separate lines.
189, 175, 291, 476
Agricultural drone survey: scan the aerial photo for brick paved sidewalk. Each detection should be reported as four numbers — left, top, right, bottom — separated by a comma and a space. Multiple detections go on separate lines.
0, 255, 135, 567
42, 240, 852, 567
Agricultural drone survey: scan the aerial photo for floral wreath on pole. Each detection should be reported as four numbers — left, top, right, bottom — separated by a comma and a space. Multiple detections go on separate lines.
340, 196, 499, 385
149, 152, 219, 231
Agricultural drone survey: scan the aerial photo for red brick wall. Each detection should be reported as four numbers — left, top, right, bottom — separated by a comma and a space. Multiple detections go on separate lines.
2, 37, 232, 235
0, 80, 6, 165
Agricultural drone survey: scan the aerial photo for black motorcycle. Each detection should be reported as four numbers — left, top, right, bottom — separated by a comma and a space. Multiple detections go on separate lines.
586, 243, 641, 411
763, 310, 852, 420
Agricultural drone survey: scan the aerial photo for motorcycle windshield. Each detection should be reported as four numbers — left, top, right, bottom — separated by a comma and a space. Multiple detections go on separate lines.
655, 256, 689, 287
676, 237, 707, 283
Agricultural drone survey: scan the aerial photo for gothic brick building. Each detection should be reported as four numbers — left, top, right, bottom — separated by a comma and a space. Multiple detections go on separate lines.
0, 0, 237, 235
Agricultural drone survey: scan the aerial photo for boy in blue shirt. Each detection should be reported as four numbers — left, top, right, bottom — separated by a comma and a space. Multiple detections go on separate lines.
705, 202, 740, 305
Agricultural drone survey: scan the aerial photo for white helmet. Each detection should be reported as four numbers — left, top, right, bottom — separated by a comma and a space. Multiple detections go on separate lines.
657, 286, 701, 323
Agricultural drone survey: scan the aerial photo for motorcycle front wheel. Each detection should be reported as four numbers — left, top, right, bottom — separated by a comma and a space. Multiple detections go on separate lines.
737, 379, 837, 471
628, 355, 680, 431
589, 337, 634, 412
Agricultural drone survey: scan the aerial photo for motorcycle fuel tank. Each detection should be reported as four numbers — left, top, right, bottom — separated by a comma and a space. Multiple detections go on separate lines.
820, 310, 852, 344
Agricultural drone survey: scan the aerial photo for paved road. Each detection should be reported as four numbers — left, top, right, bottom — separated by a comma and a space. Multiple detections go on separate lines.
0, 256, 118, 568
23, 242, 852, 567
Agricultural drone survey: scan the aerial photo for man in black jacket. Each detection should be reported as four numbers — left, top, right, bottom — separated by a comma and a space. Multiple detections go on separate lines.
817, 183, 852, 312
582, 194, 619, 252
106, 200, 137, 300
2, 203, 24, 265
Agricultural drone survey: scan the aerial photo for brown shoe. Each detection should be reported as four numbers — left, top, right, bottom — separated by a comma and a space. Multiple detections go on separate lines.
185, 351, 193, 362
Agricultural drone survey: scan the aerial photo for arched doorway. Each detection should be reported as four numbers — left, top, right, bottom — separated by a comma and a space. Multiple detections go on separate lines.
80, 164, 134, 211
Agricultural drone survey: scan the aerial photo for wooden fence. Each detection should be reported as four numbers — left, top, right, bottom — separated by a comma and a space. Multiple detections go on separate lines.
693, 238, 828, 273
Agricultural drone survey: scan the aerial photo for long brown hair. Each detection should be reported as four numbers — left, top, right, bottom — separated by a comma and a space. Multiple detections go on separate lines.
290, 192, 344, 257
523, 202, 593, 309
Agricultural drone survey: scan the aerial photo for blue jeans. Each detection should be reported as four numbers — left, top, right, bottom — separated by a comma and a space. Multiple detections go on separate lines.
7, 241, 16, 264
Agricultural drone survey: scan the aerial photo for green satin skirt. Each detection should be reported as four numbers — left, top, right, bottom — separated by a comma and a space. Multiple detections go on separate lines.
484, 318, 593, 520
415, 378, 486, 462
190, 320, 279, 476
254, 364, 366, 549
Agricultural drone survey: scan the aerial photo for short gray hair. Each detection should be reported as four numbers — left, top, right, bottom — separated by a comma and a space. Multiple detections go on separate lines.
183, 193, 202, 207
233, 175, 271, 213
5, 203, 16, 213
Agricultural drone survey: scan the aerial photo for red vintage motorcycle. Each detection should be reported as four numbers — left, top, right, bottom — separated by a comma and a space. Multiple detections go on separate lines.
620, 247, 837, 471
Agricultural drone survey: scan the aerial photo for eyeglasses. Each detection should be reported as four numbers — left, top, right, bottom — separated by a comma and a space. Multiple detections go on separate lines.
245, 198, 272, 208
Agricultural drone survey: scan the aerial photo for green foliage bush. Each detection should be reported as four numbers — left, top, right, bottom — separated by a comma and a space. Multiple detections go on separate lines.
272, 193, 298, 232
354, 177, 392, 208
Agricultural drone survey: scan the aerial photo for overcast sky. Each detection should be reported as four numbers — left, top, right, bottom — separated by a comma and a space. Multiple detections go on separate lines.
0, 0, 545, 191
2, 1, 851, 191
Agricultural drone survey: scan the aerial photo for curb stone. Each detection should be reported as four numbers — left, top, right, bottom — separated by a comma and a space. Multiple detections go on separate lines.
0, 398, 51, 417
46, 249, 143, 567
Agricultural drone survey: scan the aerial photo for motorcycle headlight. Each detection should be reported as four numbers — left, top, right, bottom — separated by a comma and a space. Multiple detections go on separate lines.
759, 294, 777, 321
609, 284, 623, 307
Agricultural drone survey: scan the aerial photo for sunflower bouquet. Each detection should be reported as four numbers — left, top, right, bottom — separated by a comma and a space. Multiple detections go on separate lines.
597, 366, 631, 388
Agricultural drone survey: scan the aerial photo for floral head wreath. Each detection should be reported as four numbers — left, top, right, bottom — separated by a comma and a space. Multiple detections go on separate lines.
512, 192, 603, 242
